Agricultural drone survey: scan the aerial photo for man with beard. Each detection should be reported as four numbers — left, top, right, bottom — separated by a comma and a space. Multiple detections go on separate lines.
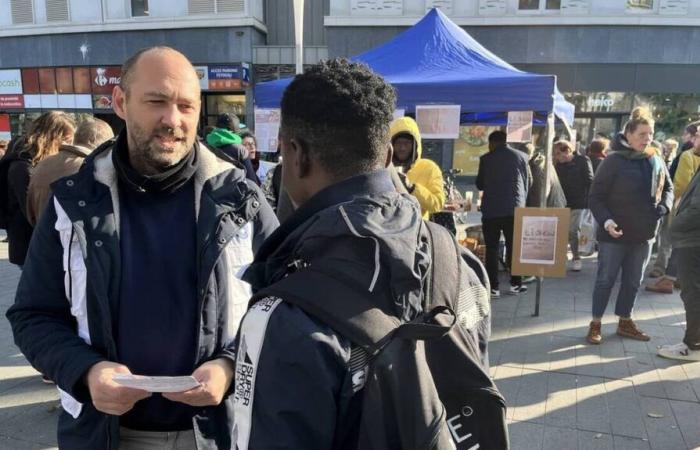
6, 47, 277, 449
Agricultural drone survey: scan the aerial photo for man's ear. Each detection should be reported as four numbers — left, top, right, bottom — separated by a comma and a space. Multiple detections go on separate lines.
112, 86, 127, 121
291, 137, 312, 178
385, 142, 394, 168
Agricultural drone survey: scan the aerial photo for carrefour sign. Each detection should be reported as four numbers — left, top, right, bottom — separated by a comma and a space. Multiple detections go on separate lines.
0, 70, 22, 95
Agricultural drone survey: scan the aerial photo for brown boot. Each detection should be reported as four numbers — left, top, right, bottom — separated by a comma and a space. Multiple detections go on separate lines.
616, 318, 650, 341
586, 321, 602, 345
645, 277, 674, 294
674, 279, 681, 290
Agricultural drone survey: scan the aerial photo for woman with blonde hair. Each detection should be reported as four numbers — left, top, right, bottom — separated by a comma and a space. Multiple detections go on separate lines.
3, 111, 75, 267
586, 107, 673, 345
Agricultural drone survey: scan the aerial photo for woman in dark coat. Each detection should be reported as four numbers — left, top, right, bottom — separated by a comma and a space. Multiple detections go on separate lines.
586, 107, 673, 345
3, 112, 75, 267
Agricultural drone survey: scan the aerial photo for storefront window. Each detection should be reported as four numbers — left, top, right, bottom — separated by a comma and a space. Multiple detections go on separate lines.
635, 93, 700, 140
627, 0, 654, 11
131, 0, 149, 17
518, 0, 560, 10
205, 94, 246, 127
518, 0, 539, 9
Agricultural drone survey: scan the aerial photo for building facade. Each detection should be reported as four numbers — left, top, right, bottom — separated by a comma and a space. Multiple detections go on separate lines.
0, 0, 270, 137
1, 0, 699, 154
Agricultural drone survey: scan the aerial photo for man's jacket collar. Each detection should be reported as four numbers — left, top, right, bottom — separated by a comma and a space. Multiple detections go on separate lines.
253, 169, 395, 263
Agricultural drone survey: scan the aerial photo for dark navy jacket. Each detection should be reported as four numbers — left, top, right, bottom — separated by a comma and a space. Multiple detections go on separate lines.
233, 170, 491, 449
6, 141, 278, 450
476, 144, 531, 219
589, 135, 673, 243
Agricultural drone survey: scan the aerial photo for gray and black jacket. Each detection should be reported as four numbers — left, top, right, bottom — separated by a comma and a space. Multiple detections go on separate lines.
232, 169, 490, 449
6, 141, 278, 450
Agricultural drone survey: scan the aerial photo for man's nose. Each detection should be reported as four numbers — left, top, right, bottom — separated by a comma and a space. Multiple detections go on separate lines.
161, 104, 182, 129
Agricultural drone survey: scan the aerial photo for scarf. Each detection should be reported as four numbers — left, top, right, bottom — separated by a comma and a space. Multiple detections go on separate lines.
112, 130, 198, 194
612, 133, 665, 203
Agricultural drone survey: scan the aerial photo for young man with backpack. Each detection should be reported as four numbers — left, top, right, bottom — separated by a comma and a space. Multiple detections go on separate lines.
233, 59, 506, 449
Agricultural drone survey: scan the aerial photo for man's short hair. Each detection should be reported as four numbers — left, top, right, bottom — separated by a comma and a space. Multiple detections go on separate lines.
554, 140, 574, 153
587, 139, 608, 156
119, 46, 179, 96
686, 121, 700, 136
280, 58, 396, 179
488, 131, 507, 146
217, 113, 241, 132
74, 118, 114, 150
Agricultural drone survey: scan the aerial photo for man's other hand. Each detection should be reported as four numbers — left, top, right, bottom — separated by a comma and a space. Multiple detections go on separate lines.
163, 358, 234, 407
85, 361, 151, 416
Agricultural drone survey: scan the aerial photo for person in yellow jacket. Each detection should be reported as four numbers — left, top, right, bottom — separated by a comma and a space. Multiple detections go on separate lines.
674, 137, 700, 198
389, 117, 445, 218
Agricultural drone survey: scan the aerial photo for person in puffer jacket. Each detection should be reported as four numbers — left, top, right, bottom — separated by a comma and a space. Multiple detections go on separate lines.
586, 107, 673, 346
389, 116, 445, 219
206, 127, 260, 184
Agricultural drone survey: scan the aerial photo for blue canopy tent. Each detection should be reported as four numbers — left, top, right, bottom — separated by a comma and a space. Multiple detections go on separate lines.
254, 8, 574, 126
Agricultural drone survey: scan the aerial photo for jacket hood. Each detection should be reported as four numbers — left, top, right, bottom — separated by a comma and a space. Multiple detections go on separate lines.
206, 128, 242, 148
390, 117, 422, 159
245, 170, 428, 321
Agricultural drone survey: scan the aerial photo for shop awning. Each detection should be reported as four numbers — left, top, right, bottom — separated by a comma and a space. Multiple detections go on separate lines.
254, 8, 575, 126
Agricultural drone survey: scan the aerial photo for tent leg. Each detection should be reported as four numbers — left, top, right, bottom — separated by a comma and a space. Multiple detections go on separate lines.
533, 112, 556, 318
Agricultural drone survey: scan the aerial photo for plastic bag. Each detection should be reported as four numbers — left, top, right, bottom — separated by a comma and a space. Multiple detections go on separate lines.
578, 209, 597, 256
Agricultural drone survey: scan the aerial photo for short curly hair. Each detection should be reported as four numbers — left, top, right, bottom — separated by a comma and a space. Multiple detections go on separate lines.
280, 59, 396, 178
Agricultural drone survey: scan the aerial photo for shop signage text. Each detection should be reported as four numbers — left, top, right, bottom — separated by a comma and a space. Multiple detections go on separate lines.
0, 70, 23, 95
0, 94, 24, 109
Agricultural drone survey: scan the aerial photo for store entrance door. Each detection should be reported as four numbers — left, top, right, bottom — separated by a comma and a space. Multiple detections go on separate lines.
573, 113, 625, 145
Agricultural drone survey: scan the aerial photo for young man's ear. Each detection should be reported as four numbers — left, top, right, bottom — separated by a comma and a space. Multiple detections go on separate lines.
385, 142, 394, 168
291, 137, 311, 178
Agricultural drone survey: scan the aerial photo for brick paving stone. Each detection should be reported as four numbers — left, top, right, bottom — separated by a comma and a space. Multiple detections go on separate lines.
576, 375, 613, 435
578, 430, 615, 450
512, 369, 548, 424
542, 425, 578, 450
638, 397, 685, 450
509, 420, 545, 450
544, 372, 578, 429
612, 435, 652, 450
669, 399, 700, 449
605, 379, 648, 439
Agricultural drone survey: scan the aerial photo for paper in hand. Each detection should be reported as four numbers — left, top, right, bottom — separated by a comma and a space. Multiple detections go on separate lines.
112, 374, 201, 393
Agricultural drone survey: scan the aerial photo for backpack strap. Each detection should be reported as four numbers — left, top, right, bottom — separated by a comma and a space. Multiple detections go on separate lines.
255, 265, 455, 355
424, 221, 463, 311
255, 267, 401, 355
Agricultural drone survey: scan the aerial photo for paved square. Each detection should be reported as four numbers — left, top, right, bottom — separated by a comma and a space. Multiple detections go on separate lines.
0, 239, 697, 449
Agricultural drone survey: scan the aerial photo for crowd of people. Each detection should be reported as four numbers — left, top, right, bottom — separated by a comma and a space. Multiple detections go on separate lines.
0, 44, 698, 450
476, 107, 698, 361
1, 48, 498, 450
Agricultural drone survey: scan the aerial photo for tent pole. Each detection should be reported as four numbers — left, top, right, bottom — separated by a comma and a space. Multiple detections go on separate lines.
534, 112, 556, 317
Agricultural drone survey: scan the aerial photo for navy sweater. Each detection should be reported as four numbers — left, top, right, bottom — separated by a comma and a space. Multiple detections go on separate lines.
117, 179, 199, 431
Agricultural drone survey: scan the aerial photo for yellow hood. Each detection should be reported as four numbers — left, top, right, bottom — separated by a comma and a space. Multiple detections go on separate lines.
390, 116, 422, 159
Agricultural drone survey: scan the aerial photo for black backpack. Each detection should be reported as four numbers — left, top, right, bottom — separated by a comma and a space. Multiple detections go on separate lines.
254, 221, 509, 450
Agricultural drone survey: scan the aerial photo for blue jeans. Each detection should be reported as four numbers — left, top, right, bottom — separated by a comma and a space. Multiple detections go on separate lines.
592, 240, 652, 319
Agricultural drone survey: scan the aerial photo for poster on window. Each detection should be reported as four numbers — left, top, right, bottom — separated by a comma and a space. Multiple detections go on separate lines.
415, 105, 461, 139
512, 207, 570, 278
452, 125, 501, 176
506, 111, 533, 143
254, 108, 281, 153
